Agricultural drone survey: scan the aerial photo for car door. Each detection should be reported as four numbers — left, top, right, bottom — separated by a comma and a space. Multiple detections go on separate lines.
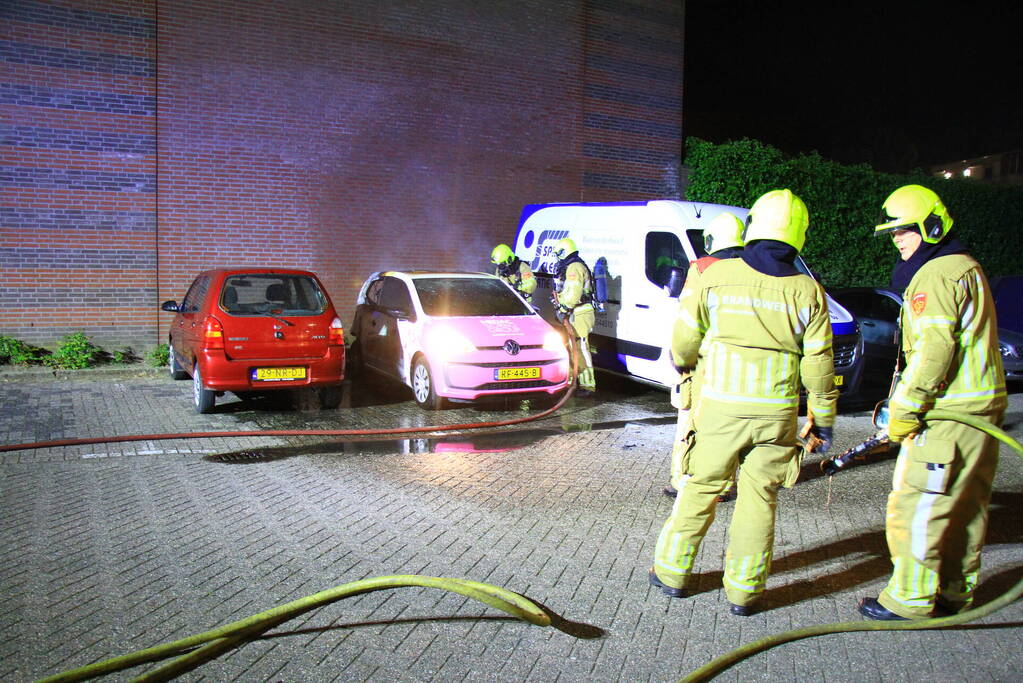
616, 229, 693, 386
173, 274, 211, 371
362, 276, 414, 379
861, 290, 902, 362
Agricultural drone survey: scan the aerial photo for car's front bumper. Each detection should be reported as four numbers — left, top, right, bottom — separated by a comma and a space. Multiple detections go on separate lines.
437, 355, 570, 399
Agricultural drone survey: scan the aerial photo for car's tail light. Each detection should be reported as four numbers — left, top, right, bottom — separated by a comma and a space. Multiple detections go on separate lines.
328, 317, 344, 346
203, 316, 225, 350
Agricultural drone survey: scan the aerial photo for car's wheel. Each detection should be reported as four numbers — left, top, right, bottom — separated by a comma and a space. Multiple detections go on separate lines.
318, 385, 343, 410
192, 363, 216, 414
411, 356, 443, 410
169, 342, 188, 380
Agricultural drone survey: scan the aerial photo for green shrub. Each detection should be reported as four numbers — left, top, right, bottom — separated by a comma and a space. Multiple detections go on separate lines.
147, 343, 170, 367
684, 137, 1023, 288
0, 335, 44, 365
43, 332, 101, 369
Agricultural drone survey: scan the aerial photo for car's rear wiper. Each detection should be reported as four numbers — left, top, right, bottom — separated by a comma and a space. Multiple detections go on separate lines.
260, 311, 294, 326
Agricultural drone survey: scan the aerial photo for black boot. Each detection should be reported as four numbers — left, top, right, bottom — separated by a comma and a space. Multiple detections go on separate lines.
858, 597, 908, 621
648, 569, 687, 598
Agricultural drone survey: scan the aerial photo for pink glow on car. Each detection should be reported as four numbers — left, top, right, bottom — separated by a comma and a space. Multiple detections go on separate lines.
350, 272, 571, 409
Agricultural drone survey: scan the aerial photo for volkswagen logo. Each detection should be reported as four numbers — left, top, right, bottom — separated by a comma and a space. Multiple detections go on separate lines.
503, 339, 521, 355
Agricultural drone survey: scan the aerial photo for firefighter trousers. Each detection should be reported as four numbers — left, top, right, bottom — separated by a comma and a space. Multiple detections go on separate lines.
569, 305, 596, 391
878, 409, 1003, 618
654, 408, 799, 606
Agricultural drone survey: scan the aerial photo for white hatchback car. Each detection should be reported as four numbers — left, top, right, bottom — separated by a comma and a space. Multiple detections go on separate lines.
349, 271, 571, 409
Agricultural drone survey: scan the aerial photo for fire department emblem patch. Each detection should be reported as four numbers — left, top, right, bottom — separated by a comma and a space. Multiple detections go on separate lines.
911, 292, 928, 316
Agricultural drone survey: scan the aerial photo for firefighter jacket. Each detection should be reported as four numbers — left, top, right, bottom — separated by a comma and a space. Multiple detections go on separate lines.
890, 253, 1006, 420
495, 259, 536, 300
555, 255, 593, 310
672, 258, 838, 424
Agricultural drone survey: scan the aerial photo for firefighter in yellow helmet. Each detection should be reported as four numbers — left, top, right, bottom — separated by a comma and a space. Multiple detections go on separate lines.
858, 184, 1006, 620
665, 211, 746, 500
649, 190, 838, 616
491, 243, 536, 303
552, 237, 596, 395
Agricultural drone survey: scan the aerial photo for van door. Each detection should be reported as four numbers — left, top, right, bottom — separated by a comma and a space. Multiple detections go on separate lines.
613, 229, 693, 386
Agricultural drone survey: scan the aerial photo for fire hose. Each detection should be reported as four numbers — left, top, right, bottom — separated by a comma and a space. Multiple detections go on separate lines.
0, 321, 582, 454
680, 409, 1023, 682
37, 574, 566, 683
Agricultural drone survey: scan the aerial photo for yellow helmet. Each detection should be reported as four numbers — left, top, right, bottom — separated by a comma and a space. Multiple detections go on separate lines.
554, 237, 578, 259
703, 211, 745, 254
874, 184, 953, 244
491, 243, 515, 265
743, 189, 809, 252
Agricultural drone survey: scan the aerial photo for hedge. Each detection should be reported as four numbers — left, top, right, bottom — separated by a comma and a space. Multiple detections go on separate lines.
683, 137, 1023, 288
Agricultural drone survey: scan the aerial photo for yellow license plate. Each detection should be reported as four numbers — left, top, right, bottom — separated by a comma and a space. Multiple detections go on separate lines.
253, 367, 306, 381
834, 375, 844, 386
496, 367, 541, 381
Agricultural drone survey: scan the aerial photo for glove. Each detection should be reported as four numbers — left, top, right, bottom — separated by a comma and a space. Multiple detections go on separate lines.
887, 415, 922, 442
810, 425, 833, 455
555, 305, 570, 322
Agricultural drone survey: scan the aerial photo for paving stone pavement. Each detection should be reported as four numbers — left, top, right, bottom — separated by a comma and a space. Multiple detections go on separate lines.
1, 369, 1021, 682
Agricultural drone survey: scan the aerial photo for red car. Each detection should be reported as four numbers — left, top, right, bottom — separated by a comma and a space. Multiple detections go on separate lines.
160, 268, 345, 413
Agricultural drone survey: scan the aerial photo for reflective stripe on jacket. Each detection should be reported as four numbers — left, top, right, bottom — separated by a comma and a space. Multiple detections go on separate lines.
673, 258, 838, 423
892, 254, 1006, 416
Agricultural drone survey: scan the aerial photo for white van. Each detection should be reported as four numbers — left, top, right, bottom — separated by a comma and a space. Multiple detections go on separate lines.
512, 200, 863, 392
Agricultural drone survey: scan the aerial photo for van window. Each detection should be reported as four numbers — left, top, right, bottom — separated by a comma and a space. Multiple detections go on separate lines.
645, 232, 688, 288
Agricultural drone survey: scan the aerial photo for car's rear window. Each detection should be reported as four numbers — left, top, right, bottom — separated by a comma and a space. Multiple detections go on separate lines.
220, 274, 328, 316
413, 278, 532, 317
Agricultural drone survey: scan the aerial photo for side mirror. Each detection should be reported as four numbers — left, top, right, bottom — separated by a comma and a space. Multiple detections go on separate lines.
666, 266, 686, 298
161, 300, 180, 313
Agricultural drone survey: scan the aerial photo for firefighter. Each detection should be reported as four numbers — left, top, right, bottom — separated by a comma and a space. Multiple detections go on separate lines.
665, 211, 746, 500
553, 237, 596, 395
649, 189, 838, 616
491, 243, 536, 303
859, 185, 1007, 620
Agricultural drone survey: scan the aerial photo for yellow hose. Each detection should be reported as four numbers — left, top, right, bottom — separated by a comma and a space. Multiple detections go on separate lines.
681, 409, 1023, 682
38, 575, 551, 683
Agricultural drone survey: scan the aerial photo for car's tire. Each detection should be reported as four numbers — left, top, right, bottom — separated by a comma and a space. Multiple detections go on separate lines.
192, 363, 216, 414
411, 356, 443, 410
318, 385, 343, 410
169, 342, 188, 380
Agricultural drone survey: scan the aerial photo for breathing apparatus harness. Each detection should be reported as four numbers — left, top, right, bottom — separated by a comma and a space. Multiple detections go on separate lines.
552, 252, 594, 320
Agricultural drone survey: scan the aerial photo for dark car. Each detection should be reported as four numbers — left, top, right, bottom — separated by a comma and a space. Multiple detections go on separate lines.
830, 287, 1022, 385
991, 275, 1023, 335
160, 268, 346, 413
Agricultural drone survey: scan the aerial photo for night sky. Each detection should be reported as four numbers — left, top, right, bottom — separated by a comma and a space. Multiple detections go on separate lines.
683, 1, 1023, 173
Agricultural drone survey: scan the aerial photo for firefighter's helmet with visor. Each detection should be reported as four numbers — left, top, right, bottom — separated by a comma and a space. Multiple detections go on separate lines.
491, 243, 515, 266
742, 189, 809, 252
704, 211, 746, 255
874, 184, 953, 244
554, 237, 578, 260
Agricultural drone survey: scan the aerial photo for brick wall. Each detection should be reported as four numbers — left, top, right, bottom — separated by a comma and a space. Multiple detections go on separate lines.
1, 0, 157, 350
2, 0, 682, 351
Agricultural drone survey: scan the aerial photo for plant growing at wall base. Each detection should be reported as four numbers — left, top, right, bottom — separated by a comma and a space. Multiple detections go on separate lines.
43, 332, 101, 369
147, 343, 170, 367
0, 335, 45, 365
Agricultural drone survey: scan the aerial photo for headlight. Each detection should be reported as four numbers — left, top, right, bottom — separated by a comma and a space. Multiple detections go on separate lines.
543, 330, 568, 354
428, 326, 476, 359
1000, 341, 1016, 358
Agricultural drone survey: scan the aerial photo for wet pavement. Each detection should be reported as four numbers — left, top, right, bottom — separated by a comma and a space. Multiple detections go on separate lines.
1, 367, 1022, 682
